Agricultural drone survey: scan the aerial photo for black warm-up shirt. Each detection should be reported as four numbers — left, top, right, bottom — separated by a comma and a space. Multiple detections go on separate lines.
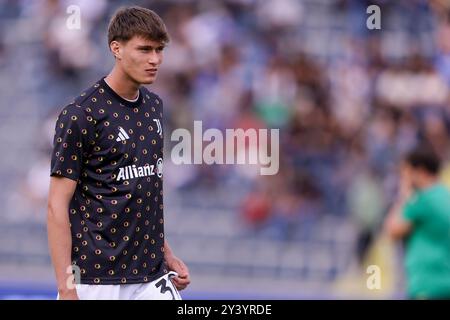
50, 77, 167, 284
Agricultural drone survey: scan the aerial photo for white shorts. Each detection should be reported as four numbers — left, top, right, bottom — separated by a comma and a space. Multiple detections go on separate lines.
57, 271, 182, 300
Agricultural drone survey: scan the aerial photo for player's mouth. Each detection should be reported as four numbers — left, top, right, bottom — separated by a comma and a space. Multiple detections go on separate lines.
145, 68, 158, 76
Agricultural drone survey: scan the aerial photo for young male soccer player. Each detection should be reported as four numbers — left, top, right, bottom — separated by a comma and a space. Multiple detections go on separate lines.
47, 6, 190, 300
384, 146, 450, 299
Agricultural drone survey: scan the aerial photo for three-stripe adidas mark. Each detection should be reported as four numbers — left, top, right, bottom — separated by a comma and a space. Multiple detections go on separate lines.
116, 126, 130, 142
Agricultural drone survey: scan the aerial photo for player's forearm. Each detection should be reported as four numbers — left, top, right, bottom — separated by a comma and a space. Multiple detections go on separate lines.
387, 180, 411, 219
384, 197, 410, 239
386, 200, 403, 223
47, 202, 74, 293
164, 239, 174, 259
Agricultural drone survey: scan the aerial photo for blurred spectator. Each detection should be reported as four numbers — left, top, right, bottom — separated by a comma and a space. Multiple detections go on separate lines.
348, 165, 385, 266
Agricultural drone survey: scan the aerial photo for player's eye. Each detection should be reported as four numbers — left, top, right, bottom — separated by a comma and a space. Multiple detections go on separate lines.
156, 47, 164, 53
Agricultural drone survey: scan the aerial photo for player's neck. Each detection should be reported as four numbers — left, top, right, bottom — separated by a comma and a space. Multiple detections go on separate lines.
105, 67, 140, 101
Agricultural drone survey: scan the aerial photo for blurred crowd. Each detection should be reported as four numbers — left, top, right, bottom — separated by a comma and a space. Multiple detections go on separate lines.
2, 0, 450, 262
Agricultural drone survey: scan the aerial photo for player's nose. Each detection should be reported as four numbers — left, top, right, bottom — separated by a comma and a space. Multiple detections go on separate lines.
147, 51, 161, 65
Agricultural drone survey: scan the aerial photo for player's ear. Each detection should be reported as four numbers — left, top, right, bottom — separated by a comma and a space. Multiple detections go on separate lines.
110, 41, 122, 60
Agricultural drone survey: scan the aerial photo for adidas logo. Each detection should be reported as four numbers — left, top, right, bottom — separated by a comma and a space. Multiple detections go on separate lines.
116, 126, 130, 142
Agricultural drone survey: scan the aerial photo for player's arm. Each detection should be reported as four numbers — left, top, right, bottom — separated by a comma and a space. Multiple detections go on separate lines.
47, 176, 79, 300
384, 164, 413, 240
384, 198, 412, 240
164, 240, 190, 290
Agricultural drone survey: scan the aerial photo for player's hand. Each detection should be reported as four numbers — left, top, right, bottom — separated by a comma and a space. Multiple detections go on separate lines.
165, 255, 190, 291
58, 288, 79, 300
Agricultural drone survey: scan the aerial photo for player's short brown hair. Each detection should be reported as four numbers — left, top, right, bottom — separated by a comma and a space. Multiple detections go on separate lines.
406, 145, 441, 175
107, 6, 169, 46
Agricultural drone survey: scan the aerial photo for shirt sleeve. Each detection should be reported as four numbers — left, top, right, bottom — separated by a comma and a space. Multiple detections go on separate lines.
50, 104, 94, 181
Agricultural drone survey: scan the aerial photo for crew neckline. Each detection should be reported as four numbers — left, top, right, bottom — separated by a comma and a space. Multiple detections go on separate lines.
100, 77, 143, 108
123, 90, 140, 103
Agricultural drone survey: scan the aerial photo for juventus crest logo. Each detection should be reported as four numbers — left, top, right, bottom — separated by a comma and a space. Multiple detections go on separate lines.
153, 119, 162, 137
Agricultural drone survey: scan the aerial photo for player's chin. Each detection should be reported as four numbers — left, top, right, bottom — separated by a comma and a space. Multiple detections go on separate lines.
139, 75, 157, 85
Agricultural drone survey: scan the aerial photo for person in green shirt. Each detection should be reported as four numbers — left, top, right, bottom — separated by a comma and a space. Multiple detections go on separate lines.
384, 146, 450, 299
